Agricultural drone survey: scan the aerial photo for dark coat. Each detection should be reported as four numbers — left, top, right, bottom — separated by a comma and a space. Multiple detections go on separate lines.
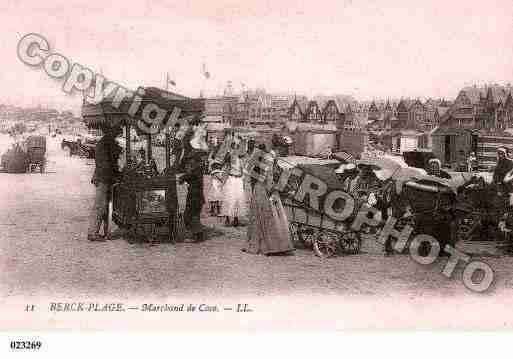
92, 136, 122, 186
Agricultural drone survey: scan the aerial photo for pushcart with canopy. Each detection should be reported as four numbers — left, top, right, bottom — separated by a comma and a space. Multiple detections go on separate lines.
82, 87, 205, 243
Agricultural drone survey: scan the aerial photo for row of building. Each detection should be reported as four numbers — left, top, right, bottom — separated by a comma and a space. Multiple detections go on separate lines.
202, 83, 513, 170
202, 83, 457, 133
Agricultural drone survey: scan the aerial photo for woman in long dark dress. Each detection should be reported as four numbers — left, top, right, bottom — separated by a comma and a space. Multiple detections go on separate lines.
244, 146, 294, 255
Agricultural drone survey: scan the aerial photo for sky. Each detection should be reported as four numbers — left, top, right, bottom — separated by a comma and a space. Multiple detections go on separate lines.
1, 0, 513, 114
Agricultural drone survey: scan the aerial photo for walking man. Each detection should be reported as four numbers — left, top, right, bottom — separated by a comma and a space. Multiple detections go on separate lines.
88, 126, 123, 241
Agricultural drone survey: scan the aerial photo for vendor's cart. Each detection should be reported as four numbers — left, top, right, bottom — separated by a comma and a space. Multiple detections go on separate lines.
274, 155, 428, 258
274, 156, 363, 257
82, 87, 205, 243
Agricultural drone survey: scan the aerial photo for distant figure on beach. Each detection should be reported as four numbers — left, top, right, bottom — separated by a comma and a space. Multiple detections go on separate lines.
468, 151, 478, 172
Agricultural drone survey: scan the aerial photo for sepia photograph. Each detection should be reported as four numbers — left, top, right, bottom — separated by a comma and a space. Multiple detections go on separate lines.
2, 0, 513, 343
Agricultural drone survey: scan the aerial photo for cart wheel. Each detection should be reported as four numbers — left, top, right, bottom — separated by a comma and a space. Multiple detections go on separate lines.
297, 224, 318, 248
313, 230, 339, 258
339, 231, 361, 255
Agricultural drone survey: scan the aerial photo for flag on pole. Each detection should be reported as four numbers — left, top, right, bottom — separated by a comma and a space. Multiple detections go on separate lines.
166, 72, 176, 88
202, 63, 210, 79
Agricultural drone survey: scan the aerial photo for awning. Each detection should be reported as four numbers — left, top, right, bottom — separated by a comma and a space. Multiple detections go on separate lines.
82, 87, 205, 133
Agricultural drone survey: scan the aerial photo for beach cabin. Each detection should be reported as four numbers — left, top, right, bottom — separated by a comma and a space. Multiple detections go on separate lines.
391, 129, 424, 154
431, 128, 475, 167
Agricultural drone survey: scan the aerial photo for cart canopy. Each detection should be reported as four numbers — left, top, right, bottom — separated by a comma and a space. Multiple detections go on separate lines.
82, 87, 205, 133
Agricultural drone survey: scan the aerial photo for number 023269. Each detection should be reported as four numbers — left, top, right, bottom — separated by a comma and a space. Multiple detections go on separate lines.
10, 341, 42, 350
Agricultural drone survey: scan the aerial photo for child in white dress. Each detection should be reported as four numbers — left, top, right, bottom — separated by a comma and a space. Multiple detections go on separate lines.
221, 152, 247, 226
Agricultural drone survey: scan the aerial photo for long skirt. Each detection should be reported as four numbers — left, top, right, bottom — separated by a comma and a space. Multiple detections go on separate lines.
221, 176, 247, 218
245, 184, 294, 255
205, 176, 224, 202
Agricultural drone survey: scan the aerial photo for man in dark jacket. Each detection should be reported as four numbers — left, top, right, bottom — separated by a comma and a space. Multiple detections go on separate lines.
180, 151, 206, 241
178, 118, 208, 241
88, 126, 122, 241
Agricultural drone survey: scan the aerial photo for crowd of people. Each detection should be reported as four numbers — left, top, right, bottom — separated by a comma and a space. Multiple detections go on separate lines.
86, 123, 295, 255
86, 115, 513, 257
205, 134, 295, 255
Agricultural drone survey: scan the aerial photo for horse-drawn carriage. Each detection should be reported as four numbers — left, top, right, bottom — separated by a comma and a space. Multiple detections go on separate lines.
61, 135, 98, 158
1, 135, 46, 173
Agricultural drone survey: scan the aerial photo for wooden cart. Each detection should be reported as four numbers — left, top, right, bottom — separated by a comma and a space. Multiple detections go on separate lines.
274, 156, 363, 257
82, 87, 205, 243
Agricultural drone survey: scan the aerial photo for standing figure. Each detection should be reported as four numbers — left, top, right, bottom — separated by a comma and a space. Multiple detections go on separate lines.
493, 148, 513, 191
221, 147, 247, 227
207, 161, 225, 217
467, 151, 478, 172
179, 150, 206, 241
88, 126, 122, 241
179, 117, 209, 242
244, 146, 294, 255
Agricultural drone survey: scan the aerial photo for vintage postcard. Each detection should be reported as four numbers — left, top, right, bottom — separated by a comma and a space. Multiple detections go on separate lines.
2, 0, 513, 342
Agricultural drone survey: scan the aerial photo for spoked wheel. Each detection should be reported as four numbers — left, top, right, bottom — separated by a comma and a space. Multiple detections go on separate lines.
339, 231, 361, 255
313, 230, 339, 258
